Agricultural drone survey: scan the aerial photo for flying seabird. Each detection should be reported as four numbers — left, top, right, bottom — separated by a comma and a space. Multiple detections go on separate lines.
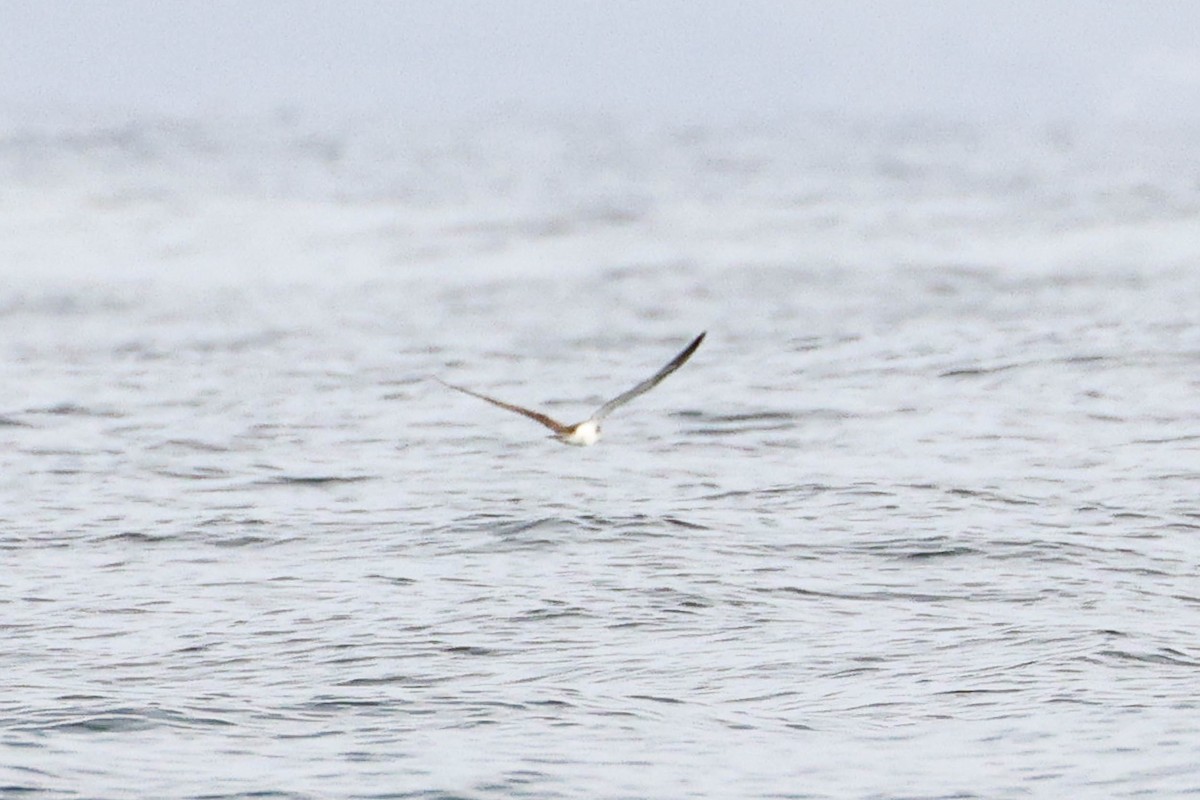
437, 332, 705, 446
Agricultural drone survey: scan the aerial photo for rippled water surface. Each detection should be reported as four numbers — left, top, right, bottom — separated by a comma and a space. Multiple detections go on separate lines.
2, 113, 1200, 799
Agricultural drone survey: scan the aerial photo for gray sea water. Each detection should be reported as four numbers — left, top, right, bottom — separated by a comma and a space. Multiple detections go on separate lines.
2, 111, 1199, 799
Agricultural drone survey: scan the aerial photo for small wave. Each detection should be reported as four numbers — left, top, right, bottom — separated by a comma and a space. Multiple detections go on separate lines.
628, 694, 685, 705
297, 697, 397, 712
153, 467, 231, 480
942, 486, 1039, 506
678, 409, 801, 437
26, 403, 124, 418
896, 545, 979, 560
23, 705, 230, 734
681, 411, 798, 424
1129, 433, 1200, 445
212, 535, 277, 548
45, 715, 155, 733
99, 531, 179, 545
768, 586, 957, 603
148, 438, 233, 453
0, 784, 50, 796
336, 674, 427, 687
663, 516, 710, 530
941, 354, 1112, 378
510, 603, 591, 622
367, 574, 417, 586
441, 512, 712, 544
493, 516, 563, 537
699, 483, 831, 502
1098, 648, 1200, 668
443, 645, 505, 657
258, 475, 377, 486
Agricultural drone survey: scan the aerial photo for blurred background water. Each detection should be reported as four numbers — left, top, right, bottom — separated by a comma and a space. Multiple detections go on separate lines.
3, 3, 1200, 799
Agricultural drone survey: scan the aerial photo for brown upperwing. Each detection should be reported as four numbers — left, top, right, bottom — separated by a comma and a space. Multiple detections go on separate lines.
593, 331, 706, 420
435, 378, 571, 435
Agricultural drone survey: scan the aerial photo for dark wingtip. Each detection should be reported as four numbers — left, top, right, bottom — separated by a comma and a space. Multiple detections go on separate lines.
432, 376, 471, 396
669, 331, 706, 368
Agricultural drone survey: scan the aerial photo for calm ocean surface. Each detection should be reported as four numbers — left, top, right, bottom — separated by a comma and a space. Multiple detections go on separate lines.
2, 111, 1199, 799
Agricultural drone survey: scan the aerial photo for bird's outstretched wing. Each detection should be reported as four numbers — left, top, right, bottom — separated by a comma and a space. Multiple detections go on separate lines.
434, 378, 571, 435
592, 332, 706, 421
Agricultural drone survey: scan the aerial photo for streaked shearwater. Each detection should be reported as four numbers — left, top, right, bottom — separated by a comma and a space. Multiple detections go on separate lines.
437, 332, 705, 446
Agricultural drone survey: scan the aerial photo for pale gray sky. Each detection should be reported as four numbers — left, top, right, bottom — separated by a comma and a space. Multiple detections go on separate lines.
2, 0, 1199, 123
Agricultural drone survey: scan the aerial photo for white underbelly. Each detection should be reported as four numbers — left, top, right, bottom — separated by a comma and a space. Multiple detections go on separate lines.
562, 420, 600, 446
